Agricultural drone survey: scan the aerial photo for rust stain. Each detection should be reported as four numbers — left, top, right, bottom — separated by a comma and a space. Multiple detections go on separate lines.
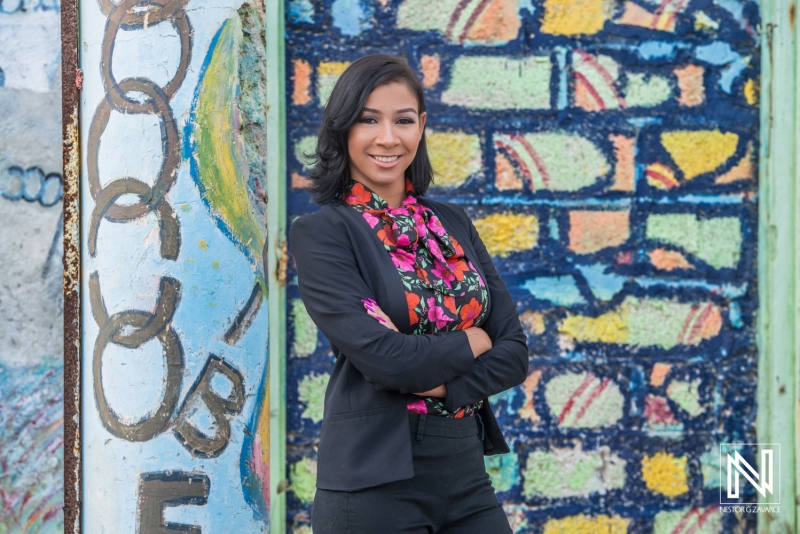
791, 3, 796, 30
276, 238, 288, 287
62, 0, 82, 526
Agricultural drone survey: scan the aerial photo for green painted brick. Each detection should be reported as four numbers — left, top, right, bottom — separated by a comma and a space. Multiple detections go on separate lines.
667, 379, 705, 417
291, 298, 319, 356
293, 136, 317, 170
625, 73, 672, 108
290, 458, 318, 504
522, 446, 626, 499
646, 214, 742, 269
297, 372, 329, 423
441, 56, 551, 110
653, 508, 721, 534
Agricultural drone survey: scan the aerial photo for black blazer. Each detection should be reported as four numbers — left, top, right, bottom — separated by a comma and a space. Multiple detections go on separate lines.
289, 196, 529, 491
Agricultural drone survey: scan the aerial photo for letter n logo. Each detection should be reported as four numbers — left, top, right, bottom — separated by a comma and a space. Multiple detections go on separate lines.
720, 444, 780, 505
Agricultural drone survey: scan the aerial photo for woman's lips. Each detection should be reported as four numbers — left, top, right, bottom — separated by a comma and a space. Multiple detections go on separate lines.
370, 155, 402, 168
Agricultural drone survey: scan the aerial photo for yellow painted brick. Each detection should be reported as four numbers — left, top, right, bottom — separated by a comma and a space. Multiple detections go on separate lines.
427, 131, 481, 188
541, 0, 609, 35
661, 130, 739, 180
473, 213, 538, 257
560, 309, 628, 344
744, 77, 759, 105
317, 61, 350, 77
642, 452, 689, 497
543, 514, 629, 534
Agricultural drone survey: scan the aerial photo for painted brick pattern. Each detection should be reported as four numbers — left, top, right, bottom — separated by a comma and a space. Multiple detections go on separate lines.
285, 0, 759, 531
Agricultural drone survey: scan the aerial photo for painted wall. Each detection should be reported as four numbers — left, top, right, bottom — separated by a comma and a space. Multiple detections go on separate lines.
0, 0, 65, 531
284, 0, 760, 532
78, 0, 271, 530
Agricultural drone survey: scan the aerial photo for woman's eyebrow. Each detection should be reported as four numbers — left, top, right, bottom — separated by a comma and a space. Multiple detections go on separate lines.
362, 107, 418, 114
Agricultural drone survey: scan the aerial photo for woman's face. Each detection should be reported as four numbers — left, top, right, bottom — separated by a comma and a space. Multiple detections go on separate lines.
347, 81, 427, 197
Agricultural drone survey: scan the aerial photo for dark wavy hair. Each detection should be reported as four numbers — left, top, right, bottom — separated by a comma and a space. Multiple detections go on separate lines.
305, 54, 434, 205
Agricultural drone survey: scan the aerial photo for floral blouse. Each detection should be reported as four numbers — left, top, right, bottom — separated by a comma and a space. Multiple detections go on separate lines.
343, 178, 489, 418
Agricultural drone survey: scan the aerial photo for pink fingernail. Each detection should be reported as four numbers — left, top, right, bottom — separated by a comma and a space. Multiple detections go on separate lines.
367, 298, 378, 306
376, 316, 386, 323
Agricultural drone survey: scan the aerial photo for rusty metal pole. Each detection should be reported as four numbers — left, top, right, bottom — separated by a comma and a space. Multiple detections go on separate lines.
61, 0, 81, 527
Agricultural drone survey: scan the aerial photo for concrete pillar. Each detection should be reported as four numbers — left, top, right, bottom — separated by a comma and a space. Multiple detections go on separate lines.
74, 0, 273, 530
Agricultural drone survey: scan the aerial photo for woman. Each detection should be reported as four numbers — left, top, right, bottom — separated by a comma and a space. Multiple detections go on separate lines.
289, 54, 529, 533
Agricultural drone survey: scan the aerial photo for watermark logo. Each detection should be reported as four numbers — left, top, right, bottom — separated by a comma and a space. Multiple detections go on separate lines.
719, 443, 780, 506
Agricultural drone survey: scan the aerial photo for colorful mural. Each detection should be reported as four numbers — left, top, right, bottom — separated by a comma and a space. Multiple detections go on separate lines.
0, 360, 64, 534
285, 0, 760, 532
1, 0, 65, 530
79, 0, 270, 530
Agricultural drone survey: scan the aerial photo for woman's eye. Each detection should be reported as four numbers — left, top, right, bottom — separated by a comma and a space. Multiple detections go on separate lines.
359, 117, 378, 124
397, 118, 415, 125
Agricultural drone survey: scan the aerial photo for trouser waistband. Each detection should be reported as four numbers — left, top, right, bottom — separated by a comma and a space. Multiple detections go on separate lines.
408, 412, 484, 442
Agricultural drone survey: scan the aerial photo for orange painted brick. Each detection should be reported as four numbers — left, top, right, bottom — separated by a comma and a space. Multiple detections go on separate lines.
674, 64, 705, 107
292, 59, 312, 105
420, 54, 440, 88
650, 248, 693, 271
609, 135, 635, 191
495, 152, 523, 191
568, 210, 630, 254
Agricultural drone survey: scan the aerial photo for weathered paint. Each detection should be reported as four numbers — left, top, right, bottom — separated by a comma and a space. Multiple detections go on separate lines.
542, 514, 629, 534
523, 445, 626, 498
652, 507, 722, 534
78, 0, 271, 529
283, 0, 763, 530
0, 359, 64, 533
264, 0, 288, 530
758, 0, 799, 529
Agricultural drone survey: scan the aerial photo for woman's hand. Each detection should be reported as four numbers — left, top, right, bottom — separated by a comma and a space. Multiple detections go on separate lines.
414, 384, 446, 398
415, 329, 490, 397
464, 326, 492, 359
361, 298, 399, 331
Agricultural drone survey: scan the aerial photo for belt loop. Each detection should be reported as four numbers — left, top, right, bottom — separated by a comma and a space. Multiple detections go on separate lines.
415, 414, 427, 442
475, 413, 485, 441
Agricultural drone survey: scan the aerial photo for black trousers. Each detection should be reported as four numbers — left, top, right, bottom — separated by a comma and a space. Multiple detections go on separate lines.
312, 413, 511, 534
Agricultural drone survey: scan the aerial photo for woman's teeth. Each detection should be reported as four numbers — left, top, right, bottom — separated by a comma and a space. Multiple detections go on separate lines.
373, 155, 400, 163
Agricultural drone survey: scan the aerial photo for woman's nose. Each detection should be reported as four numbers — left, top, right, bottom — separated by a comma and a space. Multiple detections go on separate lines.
375, 121, 400, 147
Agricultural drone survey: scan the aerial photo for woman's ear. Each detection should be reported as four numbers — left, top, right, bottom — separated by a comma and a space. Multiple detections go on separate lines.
418, 111, 427, 138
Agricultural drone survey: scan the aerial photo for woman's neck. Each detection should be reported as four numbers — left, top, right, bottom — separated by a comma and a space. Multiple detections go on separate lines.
352, 176, 407, 208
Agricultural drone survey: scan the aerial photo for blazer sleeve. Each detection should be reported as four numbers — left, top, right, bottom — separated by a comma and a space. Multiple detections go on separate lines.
443, 206, 530, 412
290, 212, 475, 394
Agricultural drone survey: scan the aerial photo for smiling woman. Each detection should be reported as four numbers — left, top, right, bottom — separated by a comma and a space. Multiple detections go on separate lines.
346, 82, 427, 208
290, 54, 528, 534
304, 54, 434, 206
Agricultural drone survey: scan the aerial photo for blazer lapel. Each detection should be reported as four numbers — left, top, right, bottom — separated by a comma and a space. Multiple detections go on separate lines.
333, 200, 413, 333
